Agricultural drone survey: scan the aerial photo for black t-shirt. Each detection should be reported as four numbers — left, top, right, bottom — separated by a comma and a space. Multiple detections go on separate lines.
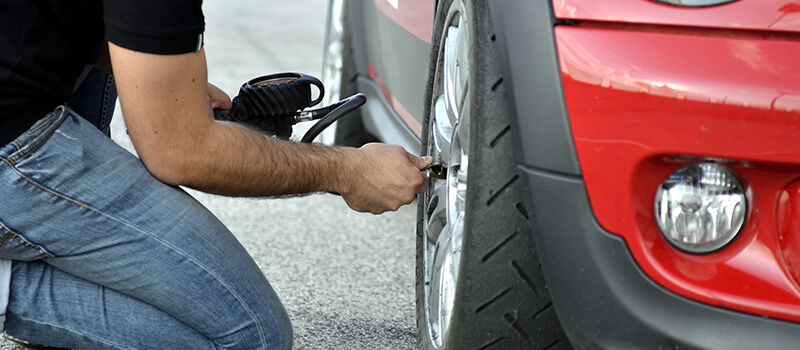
0, 0, 204, 145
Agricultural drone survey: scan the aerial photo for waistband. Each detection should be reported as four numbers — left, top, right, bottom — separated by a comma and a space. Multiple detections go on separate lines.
0, 106, 68, 165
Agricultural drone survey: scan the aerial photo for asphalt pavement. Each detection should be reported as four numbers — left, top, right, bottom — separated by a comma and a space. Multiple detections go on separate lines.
1, 1, 419, 349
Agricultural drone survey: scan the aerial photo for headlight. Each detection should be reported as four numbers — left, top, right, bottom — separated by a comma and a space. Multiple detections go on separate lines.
650, 0, 739, 7
655, 163, 747, 253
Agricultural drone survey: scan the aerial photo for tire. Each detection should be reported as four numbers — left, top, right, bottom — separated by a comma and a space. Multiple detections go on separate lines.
416, 1, 570, 349
321, 0, 378, 147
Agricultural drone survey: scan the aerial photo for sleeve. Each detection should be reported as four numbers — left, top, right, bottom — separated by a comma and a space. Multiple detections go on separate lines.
103, 0, 205, 55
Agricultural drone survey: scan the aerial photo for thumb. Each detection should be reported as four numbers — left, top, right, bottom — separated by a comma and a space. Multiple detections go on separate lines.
409, 154, 434, 170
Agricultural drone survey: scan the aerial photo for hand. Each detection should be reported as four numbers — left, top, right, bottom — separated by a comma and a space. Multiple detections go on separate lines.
339, 143, 433, 214
207, 83, 232, 110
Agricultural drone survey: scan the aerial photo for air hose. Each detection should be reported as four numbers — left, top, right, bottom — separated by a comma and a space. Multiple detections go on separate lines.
213, 72, 366, 143
299, 93, 366, 143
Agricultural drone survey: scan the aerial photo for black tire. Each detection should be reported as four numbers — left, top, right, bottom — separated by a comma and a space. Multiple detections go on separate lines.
416, 0, 570, 349
332, 2, 378, 147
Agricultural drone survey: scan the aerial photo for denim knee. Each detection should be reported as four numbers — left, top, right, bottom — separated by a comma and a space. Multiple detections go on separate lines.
261, 302, 294, 350
268, 311, 294, 350
221, 307, 293, 350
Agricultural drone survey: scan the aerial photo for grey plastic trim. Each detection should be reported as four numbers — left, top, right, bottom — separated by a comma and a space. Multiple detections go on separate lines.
346, 0, 369, 79
485, 0, 582, 176
356, 77, 422, 154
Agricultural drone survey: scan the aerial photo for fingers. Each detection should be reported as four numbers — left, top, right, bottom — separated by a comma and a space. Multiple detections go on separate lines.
411, 155, 431, 194
399, 149, 431, 195
417, 174, 429, 194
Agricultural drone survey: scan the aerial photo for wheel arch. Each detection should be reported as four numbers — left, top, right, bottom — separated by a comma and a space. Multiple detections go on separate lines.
484, 0, 581, 177
341, 0, 370, 81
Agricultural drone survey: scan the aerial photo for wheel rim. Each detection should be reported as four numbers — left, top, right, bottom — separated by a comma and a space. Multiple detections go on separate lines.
423, 2, 470, 348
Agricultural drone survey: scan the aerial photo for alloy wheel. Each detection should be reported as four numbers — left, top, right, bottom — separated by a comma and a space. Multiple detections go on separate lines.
421, 1, 471, 348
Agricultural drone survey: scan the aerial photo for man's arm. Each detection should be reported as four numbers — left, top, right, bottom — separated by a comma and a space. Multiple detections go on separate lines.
108, 43, 430, 214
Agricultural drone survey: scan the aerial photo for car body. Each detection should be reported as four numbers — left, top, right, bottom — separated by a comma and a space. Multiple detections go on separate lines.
322, 0, 800, 348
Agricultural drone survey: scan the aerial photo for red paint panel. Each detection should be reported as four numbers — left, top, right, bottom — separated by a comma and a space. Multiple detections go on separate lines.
779, 181, 800, 291
368, 62, 423, 137
557, 26, 800, 321
370, 0, 434, 44
554, 0, 800, 33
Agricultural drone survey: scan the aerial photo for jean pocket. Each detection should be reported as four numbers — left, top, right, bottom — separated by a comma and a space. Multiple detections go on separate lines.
0, 221, 55, 261
8, 107, 67, 165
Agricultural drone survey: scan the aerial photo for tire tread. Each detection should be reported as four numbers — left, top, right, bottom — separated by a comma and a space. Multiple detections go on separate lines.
417, 1, 570, 349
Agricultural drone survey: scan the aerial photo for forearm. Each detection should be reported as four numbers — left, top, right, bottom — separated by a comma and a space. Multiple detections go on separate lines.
174, 120, 357, 197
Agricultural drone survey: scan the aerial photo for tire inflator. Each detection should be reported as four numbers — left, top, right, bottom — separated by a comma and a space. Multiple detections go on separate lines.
213, 72, 366, 143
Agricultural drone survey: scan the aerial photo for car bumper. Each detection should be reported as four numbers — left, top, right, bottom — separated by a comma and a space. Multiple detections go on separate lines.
521, 167, 800, 349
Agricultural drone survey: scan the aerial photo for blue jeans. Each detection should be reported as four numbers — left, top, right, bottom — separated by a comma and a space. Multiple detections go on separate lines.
0, 106, 293, 349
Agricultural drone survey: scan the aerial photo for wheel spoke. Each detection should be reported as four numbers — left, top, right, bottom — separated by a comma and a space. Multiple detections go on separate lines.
426, 183, 449, 244
428, 212, 463, 348
433, 95, 453, 164
443, 26, 461, 127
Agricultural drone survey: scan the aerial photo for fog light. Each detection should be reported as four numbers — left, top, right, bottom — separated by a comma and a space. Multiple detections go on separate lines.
655, 163, 746, 253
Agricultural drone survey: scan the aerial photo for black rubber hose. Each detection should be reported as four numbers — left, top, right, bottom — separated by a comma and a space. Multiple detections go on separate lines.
301, 93, 367, 143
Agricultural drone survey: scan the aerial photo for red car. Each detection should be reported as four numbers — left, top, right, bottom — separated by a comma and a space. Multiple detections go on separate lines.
322, 0, 800, 348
